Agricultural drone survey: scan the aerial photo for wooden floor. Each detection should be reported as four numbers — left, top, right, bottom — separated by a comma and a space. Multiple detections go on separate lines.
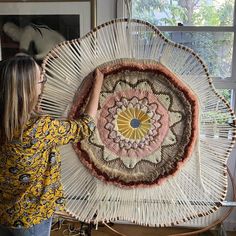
50, 220, 236, 236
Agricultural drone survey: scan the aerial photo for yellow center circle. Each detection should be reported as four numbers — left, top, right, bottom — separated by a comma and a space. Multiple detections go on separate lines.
117, 108, 151, 140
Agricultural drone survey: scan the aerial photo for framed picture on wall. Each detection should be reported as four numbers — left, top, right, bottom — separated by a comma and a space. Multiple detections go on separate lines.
0, 0, 97, 62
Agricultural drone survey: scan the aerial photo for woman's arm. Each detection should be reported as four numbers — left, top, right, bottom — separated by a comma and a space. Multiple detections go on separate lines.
38, 69, 104, 146
84, 68, 104, 119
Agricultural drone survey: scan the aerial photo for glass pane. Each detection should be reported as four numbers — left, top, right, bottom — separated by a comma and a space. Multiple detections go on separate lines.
216, 89, 232, 107
163, 32, 233, 79
201, 89, 233, 139
132, 0, 234, 26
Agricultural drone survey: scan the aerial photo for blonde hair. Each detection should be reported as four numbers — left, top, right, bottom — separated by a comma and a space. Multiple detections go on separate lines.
0, 55, 39, 144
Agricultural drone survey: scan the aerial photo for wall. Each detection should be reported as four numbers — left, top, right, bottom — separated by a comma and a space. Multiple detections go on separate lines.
97, 0, 116, 25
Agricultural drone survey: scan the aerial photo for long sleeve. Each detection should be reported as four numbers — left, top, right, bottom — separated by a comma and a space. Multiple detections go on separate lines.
34, 114, 96, 147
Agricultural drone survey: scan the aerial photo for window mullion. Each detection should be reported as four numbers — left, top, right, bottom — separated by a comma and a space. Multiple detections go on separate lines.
157, 26, 234, 32
213, 81, 236, 90
230, 0, 236, 111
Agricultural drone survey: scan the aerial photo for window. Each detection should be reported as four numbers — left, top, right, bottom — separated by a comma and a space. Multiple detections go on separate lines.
121, 0, 236, 108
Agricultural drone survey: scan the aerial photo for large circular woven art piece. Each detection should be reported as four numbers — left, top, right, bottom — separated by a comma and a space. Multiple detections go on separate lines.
70, 60, 199, 188
41, 19, 236, 226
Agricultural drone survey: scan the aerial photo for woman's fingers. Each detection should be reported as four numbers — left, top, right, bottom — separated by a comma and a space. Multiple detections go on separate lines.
94, 68, 104, 87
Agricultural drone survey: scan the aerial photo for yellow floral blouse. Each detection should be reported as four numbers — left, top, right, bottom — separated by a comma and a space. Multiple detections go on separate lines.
0, 114, 95, 228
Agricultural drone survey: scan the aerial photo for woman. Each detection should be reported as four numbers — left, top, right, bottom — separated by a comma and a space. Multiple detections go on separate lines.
0, 54, 103, 235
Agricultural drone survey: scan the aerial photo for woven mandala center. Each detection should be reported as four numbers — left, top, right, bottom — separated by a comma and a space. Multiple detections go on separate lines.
118, 108, 150, 138
71, 60, 199, 188
99, 92, 168, 157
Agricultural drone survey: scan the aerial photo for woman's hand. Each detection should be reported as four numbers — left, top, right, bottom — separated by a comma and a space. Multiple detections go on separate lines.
93, 68, 104, 90
84, 68, 104, 119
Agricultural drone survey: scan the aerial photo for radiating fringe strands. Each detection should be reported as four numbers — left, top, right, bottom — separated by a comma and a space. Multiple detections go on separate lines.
40, 19, 236, 227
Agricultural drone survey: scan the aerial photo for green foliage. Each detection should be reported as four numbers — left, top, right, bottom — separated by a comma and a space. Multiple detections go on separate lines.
203, 110, 230, 124
159, 5, 187, 25
203, 89, 232, 124
132, 0, 234, 26
132, 0, 234, 78
132, 0, 187, 25
216, 89, 231, 104
193, 5, 220, 26
218, 0, 234, 26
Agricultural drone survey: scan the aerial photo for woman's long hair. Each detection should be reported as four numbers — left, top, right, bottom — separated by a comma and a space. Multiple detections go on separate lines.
0, 55, 38, 144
